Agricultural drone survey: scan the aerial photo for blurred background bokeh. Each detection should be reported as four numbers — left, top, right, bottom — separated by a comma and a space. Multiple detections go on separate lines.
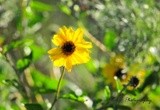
0, 0, 160, 110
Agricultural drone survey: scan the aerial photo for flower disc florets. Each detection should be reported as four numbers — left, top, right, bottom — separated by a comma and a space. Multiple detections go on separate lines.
62, 41, 75, 55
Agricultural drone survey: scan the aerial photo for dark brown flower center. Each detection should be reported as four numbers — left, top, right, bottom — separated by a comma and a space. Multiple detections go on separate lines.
62, 41, 75, 55
129, 76, 139, 88
115, 68, 127, 80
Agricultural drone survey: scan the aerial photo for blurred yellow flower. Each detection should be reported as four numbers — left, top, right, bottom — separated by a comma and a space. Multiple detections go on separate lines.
103, 55, 129, 87
103, 55, 146, 89
127, 68, 145, 90
48, 26, 92, 72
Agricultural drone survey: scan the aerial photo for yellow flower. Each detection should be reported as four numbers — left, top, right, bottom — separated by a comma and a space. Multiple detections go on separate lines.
103, 55, 129, 87
127, 67, 145, 90
48, 26, 92, 72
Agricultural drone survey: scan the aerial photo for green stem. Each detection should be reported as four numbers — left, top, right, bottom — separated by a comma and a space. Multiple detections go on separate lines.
114, 83, 130, 110
49, 67, 65, 110
97, 83, 130, 110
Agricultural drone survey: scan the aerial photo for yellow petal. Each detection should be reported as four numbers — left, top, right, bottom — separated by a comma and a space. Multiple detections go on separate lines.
54, 57, 66, 67
69, 55, 79, 64
52, 26, 71, 46
53, 26, 70, 44
52, 35, 65, 46
67, 27, 74, 41
48, 48, 61, 55
72, 28, 84, 42
76, 41, 92, 49
65, 57, 73, 72
59, 26, 68, 36
71, 50, 90, 64
60, 26, 74, 41
103, 64, 117, 87
48, 48, 63, 61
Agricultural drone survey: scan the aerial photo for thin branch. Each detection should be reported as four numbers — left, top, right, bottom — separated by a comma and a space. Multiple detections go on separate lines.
3, 53, 30, 99
78, 22, 114, 57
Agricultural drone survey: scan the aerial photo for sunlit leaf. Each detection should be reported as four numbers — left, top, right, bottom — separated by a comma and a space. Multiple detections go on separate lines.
16, 52, 32, 72
31, 70, 59, 93
59, 4, 71, 15
25, 103, 43, 110
85, 60, 98, 73
62, 94, 77, 100
29, 44, 45, 61
30, 1, 53, 11
148, 88, 160, 107
62, 93, 84, 102
11, 104, 19, 110
104, 31, 116, 50
0, 106, 6, 110
153, 86, 160, 95
115, 77, 123, 93
104, 86, 111, 101
25, 8, 43, 27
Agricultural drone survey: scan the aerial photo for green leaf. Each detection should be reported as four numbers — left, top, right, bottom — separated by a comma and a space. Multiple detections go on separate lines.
11, 104, 20, 110
104, 31, 116, 50
104, 86, 111, 101
25, 103, 43, 110
59, 4, 71, 15
31, 70, 59, 93
30, 1, 53, 11
62, 94, 77, 100
16, 52, 32, 72
3, 40, 23, 54
29, 44, 45, 61
154, 86, 160, 95
0, 105, 6, 110
85, 60, 98, 73
3, 39, 33, 54
140, 71, 159, 92
3, 79, 19, 88
24, 6, 44, 27
62, 93, 84, 102
115, 77, 123, 93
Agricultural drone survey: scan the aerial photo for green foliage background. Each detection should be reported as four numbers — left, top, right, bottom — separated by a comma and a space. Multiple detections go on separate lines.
0, 0, 160, 110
